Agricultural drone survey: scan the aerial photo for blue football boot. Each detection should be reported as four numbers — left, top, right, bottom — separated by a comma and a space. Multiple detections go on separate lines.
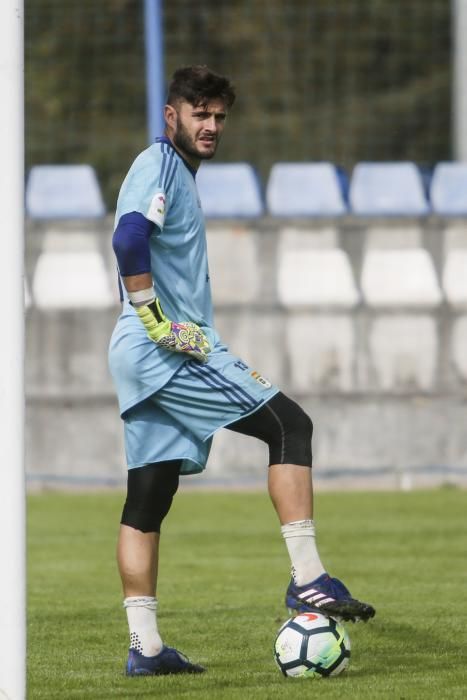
286, 573, 376, 623
126, 646, 205, 676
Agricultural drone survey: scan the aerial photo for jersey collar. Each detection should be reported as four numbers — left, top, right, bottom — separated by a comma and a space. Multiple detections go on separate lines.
155, 136, 197, 179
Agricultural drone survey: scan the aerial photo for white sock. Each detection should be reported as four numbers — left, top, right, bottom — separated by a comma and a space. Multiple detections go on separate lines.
281, 519, 326, 586
123, 596, 163, 657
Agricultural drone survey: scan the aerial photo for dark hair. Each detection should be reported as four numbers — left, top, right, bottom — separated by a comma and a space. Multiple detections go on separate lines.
166, 65, 236, 109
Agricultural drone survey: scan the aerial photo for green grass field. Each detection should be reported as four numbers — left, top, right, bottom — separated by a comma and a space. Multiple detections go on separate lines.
27, 488, 467, 699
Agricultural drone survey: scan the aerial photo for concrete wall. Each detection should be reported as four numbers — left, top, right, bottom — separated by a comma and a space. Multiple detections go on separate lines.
25, 216, 467, 489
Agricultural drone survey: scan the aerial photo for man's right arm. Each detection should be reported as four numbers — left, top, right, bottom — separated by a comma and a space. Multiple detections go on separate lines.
112, 211, 155, 299
112, 211, 211, 363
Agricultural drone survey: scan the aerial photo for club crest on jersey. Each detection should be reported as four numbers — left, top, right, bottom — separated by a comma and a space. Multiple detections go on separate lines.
251, 370, 272, 389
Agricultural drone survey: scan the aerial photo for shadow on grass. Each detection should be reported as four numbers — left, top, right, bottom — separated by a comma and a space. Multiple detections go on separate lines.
348, 616, 462, 680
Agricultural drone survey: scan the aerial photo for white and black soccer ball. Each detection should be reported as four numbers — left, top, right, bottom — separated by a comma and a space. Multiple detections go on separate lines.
274, 612, 351, 678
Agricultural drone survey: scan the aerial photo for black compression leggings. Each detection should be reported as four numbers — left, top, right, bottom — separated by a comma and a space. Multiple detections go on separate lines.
227, 392, 313, 467
120, 393, 312, 533
121, 459, 181, 533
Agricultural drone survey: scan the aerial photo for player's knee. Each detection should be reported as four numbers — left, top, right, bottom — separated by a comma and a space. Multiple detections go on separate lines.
268, 395, 313, 467
296, 408, 313, 444
229, 392, 313, 467
120, 461, 181, 533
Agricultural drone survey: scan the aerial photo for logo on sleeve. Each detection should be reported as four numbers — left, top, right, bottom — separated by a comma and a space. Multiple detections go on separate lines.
147, 192, 166, 228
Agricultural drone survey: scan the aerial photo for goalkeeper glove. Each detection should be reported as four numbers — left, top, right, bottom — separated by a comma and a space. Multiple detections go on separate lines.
133, 297, 211, 363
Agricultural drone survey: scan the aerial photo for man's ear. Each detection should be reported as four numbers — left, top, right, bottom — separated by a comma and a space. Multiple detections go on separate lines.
164, 104, 177, 130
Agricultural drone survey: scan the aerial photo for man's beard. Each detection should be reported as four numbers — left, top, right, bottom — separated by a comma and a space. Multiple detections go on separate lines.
173, 121, 217, 161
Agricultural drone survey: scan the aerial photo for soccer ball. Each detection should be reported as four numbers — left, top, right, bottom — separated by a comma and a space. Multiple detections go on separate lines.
274, 612, 351, 678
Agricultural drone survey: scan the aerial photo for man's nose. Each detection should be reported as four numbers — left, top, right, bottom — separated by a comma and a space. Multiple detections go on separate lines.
204, 116, 217, 131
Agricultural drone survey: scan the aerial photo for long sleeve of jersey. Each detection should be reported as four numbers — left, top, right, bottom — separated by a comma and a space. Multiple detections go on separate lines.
112, 211, 156, 277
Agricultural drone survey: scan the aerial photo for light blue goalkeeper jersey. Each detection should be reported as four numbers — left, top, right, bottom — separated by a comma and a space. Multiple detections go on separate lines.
108, 137, 223, 416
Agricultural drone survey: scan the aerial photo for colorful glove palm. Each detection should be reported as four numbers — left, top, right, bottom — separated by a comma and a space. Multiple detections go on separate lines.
134, 298, 211, 363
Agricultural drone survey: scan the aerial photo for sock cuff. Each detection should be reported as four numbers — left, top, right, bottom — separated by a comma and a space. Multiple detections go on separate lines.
123, 596, 158, 611
281, 519, 315, 537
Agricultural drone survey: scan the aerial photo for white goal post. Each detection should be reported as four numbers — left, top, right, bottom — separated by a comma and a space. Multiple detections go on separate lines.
0, 1, 25, 699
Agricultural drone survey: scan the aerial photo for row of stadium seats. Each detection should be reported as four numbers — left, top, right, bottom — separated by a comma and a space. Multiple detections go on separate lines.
26, 224, 467, 310
202, 161, 467, 217
26, 161, 467, 220
25, 223, 467, 394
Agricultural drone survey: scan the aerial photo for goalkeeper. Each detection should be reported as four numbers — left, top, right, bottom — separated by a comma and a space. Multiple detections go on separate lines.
109, 65, 375, 678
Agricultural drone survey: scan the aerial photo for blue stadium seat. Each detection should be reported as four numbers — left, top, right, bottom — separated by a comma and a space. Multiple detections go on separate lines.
196, 163, 264, 218
26, 164, 106, 219
349, 162, 429, 216
430, 162, 467, 215
266, 162, 347, 216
